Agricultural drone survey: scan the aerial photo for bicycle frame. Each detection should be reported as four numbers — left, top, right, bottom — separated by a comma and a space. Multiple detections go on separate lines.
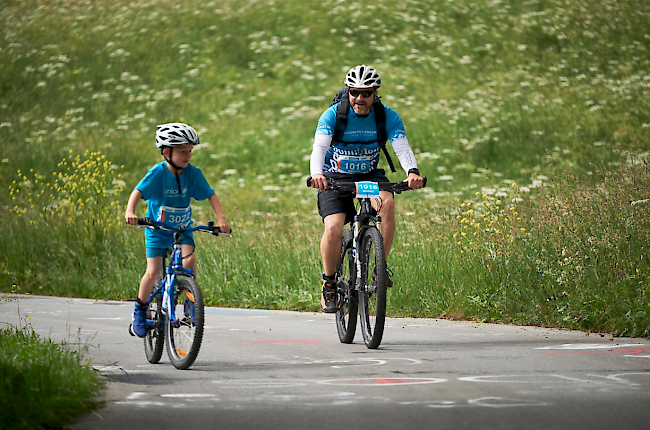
148, 234, 193, 329
139, 218, 228, 329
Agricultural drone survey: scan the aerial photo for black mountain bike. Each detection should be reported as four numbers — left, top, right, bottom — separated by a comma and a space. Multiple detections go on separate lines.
308, 176, 426, 349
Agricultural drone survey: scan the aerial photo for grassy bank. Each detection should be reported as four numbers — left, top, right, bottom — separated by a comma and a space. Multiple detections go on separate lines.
1, 0, 649, 336
0, 320, 104, 430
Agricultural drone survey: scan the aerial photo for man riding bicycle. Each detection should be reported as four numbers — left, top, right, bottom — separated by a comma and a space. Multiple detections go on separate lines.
309, 65, 425, 313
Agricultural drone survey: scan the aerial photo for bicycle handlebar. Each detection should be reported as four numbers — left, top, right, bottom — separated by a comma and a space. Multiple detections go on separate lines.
137, 218, 232, 237
306, 176, 427, 194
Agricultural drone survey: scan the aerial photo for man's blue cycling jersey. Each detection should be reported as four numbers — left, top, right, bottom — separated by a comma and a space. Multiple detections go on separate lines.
315, 103, 407, 174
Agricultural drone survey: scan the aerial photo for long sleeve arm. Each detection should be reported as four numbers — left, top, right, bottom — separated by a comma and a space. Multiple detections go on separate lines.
390, 137, 418, 173
310, 134, 332, 176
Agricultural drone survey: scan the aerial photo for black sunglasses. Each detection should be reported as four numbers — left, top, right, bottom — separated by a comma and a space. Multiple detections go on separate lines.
349, 89, 375, 98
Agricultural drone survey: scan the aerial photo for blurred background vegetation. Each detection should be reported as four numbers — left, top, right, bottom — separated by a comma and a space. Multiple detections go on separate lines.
1, 0, 649, 336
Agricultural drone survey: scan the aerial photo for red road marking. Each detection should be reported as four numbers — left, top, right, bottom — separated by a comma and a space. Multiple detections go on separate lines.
374, 378, 432, 384
320, 377, 446, 386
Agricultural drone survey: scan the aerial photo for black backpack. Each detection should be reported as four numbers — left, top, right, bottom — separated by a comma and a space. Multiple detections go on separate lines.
329, 88, 396, 173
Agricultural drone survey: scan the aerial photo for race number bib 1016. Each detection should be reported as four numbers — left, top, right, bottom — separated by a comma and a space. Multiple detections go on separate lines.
355, 181, 380, 199
159, 205, 191, 227
337, 155, 372, 174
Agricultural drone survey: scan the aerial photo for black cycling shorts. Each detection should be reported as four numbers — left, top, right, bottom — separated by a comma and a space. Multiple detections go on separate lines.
317, 169, 392, 224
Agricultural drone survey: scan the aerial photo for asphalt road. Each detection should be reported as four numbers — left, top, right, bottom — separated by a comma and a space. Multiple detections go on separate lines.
2, 294, 650, 430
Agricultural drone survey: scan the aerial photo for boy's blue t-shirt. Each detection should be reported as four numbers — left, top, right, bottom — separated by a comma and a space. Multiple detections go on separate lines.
315, 103, 407, 174
136, 161, 214, 249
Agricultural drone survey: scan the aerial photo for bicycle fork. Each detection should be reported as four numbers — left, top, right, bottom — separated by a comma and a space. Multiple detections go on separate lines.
162, 273, 173, 316
352, 216, 382, 295
163, 245, 193, 325
352, 221, 362, 292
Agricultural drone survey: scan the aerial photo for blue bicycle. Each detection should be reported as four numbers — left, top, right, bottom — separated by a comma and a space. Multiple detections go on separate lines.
129, 217, 230, 370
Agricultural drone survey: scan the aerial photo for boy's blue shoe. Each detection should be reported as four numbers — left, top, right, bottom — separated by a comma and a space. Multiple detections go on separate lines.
129, 301, 147, 338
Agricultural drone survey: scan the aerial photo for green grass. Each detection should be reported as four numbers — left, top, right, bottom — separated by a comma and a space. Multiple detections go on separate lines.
1, 0, 649, 337
0, 322, 104, 430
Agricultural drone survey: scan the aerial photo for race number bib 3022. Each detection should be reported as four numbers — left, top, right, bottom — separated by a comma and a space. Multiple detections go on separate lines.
159, 205, 191, 227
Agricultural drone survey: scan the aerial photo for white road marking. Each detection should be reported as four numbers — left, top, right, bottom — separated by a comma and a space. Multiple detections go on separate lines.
536, 343, 643, 350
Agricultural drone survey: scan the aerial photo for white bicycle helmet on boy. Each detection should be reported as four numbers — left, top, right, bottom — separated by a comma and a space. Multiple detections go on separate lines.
155, 122, 200, 148
344, 65, 381, 88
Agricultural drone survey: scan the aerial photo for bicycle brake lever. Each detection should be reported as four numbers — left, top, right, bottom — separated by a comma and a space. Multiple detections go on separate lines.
214, 229, 233, 238
211, 225, 233, 238
393, 181, 410, 194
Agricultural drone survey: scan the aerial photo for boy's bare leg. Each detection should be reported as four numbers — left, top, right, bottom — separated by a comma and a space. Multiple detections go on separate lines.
181, 244, 197, 279
138, 257, 162, 303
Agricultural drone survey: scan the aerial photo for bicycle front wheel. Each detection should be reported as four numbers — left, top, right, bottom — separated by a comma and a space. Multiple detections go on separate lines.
166, 277, 204, 370
358, 227, 387, 349
144, 282, 165, 364
336, 229, 357, 344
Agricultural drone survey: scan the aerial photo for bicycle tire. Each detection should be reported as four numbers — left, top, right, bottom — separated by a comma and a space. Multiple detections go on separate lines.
336, 229, 358, 344
358, 227, 387, 349
166, 277, 204, 370
144, 283, 165, 364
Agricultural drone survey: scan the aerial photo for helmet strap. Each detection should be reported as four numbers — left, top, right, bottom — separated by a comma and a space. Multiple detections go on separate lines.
161, 147, 183, 195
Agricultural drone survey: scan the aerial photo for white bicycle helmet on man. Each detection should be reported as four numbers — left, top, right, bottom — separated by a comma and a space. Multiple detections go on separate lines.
344, 65, 381, 88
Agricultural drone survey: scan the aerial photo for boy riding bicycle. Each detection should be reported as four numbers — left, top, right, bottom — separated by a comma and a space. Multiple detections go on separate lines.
124, 122, 230, 337
309, 65, 424, 313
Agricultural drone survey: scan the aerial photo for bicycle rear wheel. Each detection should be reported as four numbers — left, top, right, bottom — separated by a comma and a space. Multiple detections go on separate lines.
336, 229, 357, 343
358, 227, 387, 349
166, 277, 204, 370
144, 282, 164, 364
